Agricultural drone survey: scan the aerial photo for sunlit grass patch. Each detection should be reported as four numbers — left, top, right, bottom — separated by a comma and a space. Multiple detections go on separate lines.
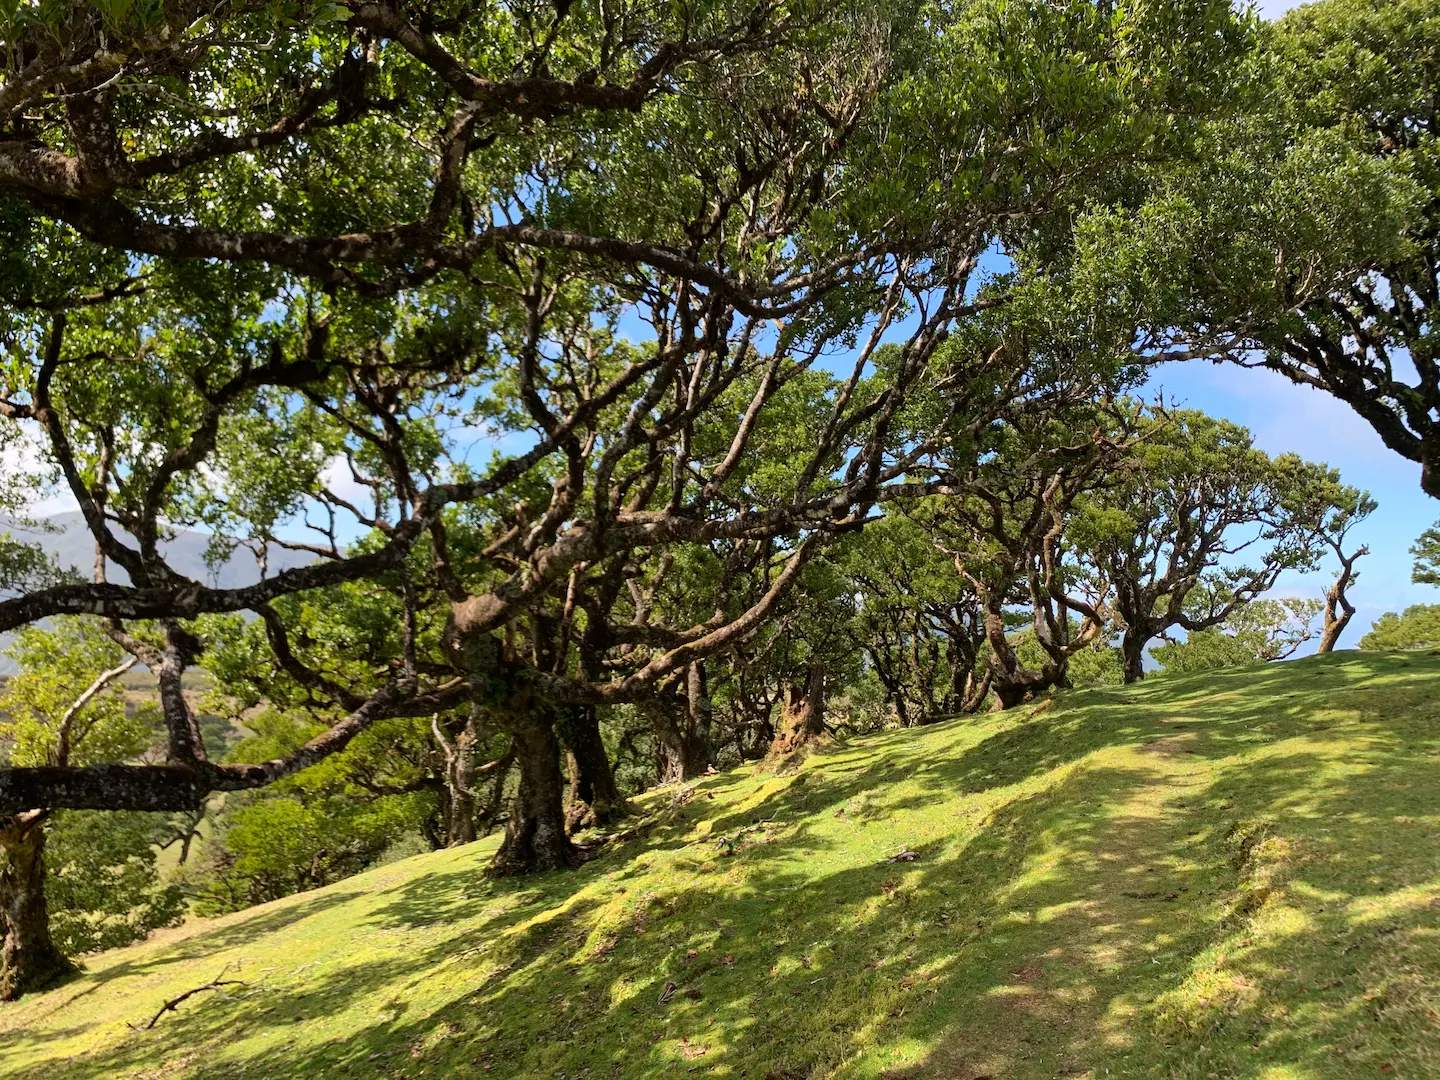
0, 652, 1437, 1079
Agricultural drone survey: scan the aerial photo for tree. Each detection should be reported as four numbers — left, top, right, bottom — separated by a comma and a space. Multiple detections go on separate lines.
916, 404, 1138, 709
0, 618, 157, 998
1358, 605, 1440, 651
0, 0, 1254, 879
757, 558, 862, 762
1151, 598, 1323, 674
1314, 491, 1376, 653
1013, 628, 1123, 689
1077, 408, 1357, 682
171, 704, 439, 912
1073, 0, 1440, 499
846, 516, 991, 725
1412, 524, 1440, 587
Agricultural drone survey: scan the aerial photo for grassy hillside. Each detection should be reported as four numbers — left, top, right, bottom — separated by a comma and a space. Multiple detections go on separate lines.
2, 652, 1437, 1080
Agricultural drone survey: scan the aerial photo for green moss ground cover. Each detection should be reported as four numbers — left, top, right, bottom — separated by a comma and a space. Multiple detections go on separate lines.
2, 651, 1437, 1080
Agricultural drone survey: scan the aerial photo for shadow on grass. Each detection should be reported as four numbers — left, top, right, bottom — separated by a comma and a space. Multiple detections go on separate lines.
4, 652, 1438, 1080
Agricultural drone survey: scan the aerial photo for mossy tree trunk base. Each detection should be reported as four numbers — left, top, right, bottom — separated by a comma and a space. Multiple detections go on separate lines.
765, 662, 826, 764
561, 706, 630, 831
490, 715, 581, 876
0, 814, 75, 1001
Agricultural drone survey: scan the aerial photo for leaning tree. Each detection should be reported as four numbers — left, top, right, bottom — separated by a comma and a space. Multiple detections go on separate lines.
905, 397, 1140, 710
0, 0, 1254, 929
1072, 0, 1440, 499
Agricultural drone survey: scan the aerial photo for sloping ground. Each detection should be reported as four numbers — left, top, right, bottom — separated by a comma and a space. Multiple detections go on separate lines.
2, 652, 1438, 1080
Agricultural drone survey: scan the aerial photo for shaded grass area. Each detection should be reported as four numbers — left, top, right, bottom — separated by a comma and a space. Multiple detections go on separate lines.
1, 651, 1437, 1080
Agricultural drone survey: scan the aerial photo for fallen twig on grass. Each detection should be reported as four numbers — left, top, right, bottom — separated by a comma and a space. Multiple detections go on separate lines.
128, 964, 248, 1030
713, 816, 781, 854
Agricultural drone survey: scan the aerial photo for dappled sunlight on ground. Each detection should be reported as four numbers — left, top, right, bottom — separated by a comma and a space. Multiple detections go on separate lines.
0, 652, 1436, 1080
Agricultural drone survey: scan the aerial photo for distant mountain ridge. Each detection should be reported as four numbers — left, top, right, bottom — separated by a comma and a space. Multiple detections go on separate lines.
0, 513, 313, 673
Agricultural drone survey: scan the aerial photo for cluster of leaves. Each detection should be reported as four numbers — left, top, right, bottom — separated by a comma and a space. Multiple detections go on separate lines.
0, 621, 182, 954
44, 811, 184, 954
179, 709, 438, 914
1359, 605, 1440, 651
1151, 599, 1325, 674
184, 788, 430, 915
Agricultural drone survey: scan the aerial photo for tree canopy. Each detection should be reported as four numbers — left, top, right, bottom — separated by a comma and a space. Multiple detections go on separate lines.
2, 0, 1435, 1004
1072, 0, 1440, 496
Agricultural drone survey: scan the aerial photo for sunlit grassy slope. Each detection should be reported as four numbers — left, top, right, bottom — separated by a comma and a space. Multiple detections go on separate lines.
3, 651, 1438, 1080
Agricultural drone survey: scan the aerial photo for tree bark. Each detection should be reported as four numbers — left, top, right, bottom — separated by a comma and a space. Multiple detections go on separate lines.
0, 813, 74, 1001
490, 712, 580, 875
649, 669, 713, 785
1316, 607, 1349, 655
1317, 546, 1367, 654
981, 609, 1063, 709
767, 661, 826, 759
960, 667, 992, 713
653, 705, 711, 784
991, 679, 1033, 710
560, 706, 629, 829
434, 711, 479, 847
1121, 631, 1147, 684
447, 750, 478, 848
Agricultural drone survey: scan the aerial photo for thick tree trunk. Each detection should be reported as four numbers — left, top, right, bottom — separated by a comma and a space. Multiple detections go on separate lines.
491, 713, 580, 876
1121, 632, 1147, 684
440, 625, 576, 874
991, 679, 1033, 710
982, 608, 1061, 710
561, 706, 629, 829
447, 777, 478, 847
961, 667, 992, 713
1316, 622, 1343, 653
767, 661, 826, 759
0, 814, 73, 1001
650, 672, 712, 785
654, 715, 711, 784
430, 710, 480, 846
1317, 605, 1351, 654
1317, 547, 1366, 654
443, 712, 480, 847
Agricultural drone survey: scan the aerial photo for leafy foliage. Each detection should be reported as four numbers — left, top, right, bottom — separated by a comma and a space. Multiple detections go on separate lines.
1412, 524, 1440, 587
1071, 0, 1440, 496
44, 812, 183, 955
1152, 598, 1324, 673
187, 790, 430, 916
1359, 605, 1440, 651
0, 620, 153, 769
